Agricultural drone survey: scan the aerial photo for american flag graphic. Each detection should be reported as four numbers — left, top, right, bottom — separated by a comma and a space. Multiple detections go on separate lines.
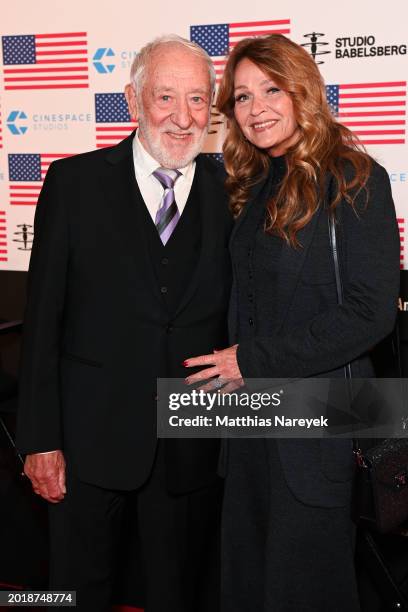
2, 32, 89, 90
0, 211, 7, 262
8, 153, 71, 206
95, 93, 137, 148
191, 19, 291, 83
398, 218, 405, 269
0, 97, 3, 148
326, 81, 406, 145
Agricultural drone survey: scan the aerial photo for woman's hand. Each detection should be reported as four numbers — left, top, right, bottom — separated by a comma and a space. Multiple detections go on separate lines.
184, 345, 244, 392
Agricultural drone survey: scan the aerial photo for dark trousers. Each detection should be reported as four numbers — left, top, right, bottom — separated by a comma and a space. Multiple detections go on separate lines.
48, 443, 222, 612
221, 439, 360, 612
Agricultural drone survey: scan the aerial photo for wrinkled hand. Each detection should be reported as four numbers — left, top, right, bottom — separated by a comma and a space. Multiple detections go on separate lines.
24, 450, 66, 503
184, 345, 244, 392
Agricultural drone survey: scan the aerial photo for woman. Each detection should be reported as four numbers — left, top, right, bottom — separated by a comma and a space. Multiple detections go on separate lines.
184, 35, 400, 611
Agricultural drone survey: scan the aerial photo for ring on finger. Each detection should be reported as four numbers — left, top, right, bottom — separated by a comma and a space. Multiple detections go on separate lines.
213, 377, 224, 389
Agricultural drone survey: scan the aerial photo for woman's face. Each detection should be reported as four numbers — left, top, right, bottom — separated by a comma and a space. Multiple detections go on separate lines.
233, 58, 299, 157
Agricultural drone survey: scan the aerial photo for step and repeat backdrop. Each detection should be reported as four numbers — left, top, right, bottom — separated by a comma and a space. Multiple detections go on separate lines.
0, 0, 406, 271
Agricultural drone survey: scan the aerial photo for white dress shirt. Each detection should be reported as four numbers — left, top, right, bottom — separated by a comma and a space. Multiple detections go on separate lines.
132, 130, 196, 221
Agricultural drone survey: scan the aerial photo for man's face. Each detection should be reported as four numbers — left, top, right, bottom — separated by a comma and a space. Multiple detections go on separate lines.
126, 46, 212, 168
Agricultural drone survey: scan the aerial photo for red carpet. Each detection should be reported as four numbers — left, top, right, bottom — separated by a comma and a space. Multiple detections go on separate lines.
113, 607, 143, 612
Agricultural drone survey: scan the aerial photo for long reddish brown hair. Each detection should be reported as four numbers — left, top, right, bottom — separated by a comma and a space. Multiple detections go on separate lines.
217, 34, 372, 246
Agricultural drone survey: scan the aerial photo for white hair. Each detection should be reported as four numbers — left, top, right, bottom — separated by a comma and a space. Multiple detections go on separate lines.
129, 34, 216, 97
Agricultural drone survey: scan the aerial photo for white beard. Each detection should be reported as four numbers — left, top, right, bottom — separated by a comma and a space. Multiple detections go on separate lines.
137, 107, 209, 169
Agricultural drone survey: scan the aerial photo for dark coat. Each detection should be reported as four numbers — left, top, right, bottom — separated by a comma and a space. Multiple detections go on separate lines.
229, 159, 400, 507
17, 132, 233, 493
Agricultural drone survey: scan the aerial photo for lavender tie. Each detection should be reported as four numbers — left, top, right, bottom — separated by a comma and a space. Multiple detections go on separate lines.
153, 168, 181, 245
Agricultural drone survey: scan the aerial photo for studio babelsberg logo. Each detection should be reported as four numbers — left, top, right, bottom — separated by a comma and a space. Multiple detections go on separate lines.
301, 32, 330, 64
209, 103, 226, 135
335, 35, 407, 59
13, 223, 33, 251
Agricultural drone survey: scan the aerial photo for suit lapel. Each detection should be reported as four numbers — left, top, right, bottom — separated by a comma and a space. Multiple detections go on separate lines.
103, 131, 163, 305
173, 155, 220, 318
229, 170, 272, 248
273, 208, 323, 334
273, 175, 331, 334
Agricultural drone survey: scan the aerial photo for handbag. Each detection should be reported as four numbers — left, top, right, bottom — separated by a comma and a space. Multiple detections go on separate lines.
328, 212, 408, 534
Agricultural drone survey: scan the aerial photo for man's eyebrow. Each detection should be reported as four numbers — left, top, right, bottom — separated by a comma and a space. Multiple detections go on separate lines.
152, 86, 210, 95
153, 86, 177, 93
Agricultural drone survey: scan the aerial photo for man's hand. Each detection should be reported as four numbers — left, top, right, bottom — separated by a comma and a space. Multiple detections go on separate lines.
24, 450, 66, 503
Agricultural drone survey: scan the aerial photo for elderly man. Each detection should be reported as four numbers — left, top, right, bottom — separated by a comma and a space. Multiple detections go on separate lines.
17, 35, 232, 612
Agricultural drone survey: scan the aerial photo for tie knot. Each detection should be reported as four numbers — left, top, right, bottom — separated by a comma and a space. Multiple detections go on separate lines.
153, 168, 181, 190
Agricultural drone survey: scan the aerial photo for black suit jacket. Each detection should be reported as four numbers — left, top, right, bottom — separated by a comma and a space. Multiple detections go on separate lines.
229, 159, 400, 507
17, 133, 233, 492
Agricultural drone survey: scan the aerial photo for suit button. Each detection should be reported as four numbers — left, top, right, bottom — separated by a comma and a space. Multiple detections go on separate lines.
166, 324, 173, 333
248, 293, 254, 302
248, 248, 252, 257
248, 317, 254, 326
161, 257, 169, 265
160, 286, 168, 294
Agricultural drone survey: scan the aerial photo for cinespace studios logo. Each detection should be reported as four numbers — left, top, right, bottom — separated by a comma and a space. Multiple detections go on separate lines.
32, 111, 92, 132
301, 32, 331, 64
388, 171, 408, 183
335, 34, 406, 59
6, 110, 92, 133
7, 110, 28, 135
92, 46, 138, 72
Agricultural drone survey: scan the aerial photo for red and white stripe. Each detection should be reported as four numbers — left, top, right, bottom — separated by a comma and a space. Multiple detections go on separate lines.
4, 32, 89, 90
10, 154, 72, 206
0, 211, 7, 262
96, 122, 138, 149
214, 19, 291, 84
338, 81, 406, 145
0, 99, 3, 149
398, 217, 405, 269
228, 19, 291, 48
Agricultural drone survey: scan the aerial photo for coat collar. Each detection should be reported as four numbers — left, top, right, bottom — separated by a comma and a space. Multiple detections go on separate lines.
229, 162, 281, 248
104, 130, 135, 165
228, 162, 332, 336
273, 173, 332, 334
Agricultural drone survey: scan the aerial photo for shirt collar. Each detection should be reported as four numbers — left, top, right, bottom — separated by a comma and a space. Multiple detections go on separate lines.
133, 129, 195, 180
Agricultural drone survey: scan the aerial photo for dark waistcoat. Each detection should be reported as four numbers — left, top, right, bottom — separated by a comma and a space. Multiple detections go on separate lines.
142, 177, 201, 319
